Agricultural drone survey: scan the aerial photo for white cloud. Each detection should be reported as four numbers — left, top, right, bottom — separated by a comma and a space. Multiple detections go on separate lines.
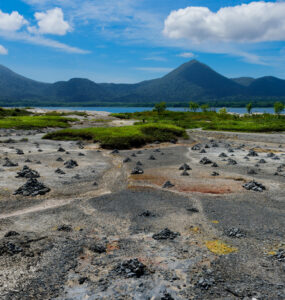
135, 67, 173, 73
164, 2, 285, 43
178, 52, 195, 58
31, 7, 71, 35
0, 45, 8, 55
0, 10, 28, 31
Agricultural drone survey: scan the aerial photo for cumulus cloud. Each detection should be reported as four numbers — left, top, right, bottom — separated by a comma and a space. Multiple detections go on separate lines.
178, 52, 195, 58
30, 7, 71, 35
164, 1, 285, 43
0, 10, 27, 31
0, 45, 8, 55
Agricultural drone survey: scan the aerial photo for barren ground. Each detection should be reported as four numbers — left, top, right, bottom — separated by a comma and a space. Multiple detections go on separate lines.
0, 114, 284, 300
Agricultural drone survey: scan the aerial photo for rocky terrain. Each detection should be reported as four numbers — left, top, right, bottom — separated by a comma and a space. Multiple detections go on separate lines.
0, 115, 284, 300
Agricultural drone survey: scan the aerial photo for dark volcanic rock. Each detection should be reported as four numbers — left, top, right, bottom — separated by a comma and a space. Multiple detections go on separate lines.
197, 277, 215, 290
186, 207, 199, 213
192, 144, 201, 151
111, 149, 119, 154
131, 166, 144, 175
200, 149, 207, 153
16, 165, 40, 179
162, 181, 174, 188
3, 158, 18, 167
179, 163, 191, 170
113, 258, 146, 278
64, 159, 78, 169
148, 155, 156, 160
57, 147, 65, 152
55, 168, 66, 175
200, 157, 212, 165
219, 152, 228, 158
78, 152, 85, 156
56, 157, 64, 162
259, 159, 266, 164
247, 169, 257, 175
271, 249, 285, 262
227, 158, 237, 165
248, 149, 258, 157
13, 178, 50, 196
243, 181, 266, 192
211, 171, 219, 176
123, 157, 132, 163
0, 241, 23, 256
267, 152, 275, 158
57, 225, 72, 232
139, 210, 156, 217
136, 161, 143, 166
16, 149, 24, 155
225, 228, 246, 238
152, 228, 180, 240
211, 162, 218, 168
4, 231, 20, 238
181, 170, 190, 176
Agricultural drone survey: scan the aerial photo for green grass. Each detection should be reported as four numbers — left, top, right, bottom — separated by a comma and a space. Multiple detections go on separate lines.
0, 115, 78, 129
44, 111, 88, 117
0, 107, 32, 117
43, 123, 187, 149
111, 111, 285, 133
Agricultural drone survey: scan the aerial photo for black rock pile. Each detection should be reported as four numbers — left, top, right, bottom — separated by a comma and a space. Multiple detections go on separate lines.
248, 149, 258, 157
3, 158, 18, 167
162, 181, 174, 188
200, 157, 212, 165
57, 224, 72, 232
219, 153, 228, 158
123, 157, 131, 163
243, 181, 266, 192
271, 249, 285, 262
152, 228, 180, 240
13, 178, 50, 196
114, 258, 146, 278
196, 277, 215, 290
192, 144, 201, 151
57, 147, 65, 152
131, 166, 144, 174
225, 228, 245, 238
64, 160, 78, 169
179, 163, 191, 170
139, 210, 156, 217
16, 149, 24, 155
16, 165, 40, 179
181, 170, 189, 176
55, 168, 65, 174
227, 158, 237, 165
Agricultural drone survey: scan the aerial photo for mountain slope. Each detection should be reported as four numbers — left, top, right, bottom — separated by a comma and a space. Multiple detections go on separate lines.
0, 60, 284, 106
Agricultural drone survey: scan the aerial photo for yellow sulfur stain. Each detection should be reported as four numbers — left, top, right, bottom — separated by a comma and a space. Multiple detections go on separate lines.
206, 240, 238, 255
267, 251, 277, 255
189, 226, 201, 234
211, 220, 219, 224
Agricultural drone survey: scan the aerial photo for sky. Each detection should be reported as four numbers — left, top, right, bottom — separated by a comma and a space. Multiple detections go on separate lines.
1, 0, 285, 83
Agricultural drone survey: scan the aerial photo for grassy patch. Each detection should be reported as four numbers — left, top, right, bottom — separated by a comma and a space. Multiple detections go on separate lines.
0, 107, 32, 117
112, 111, 285, 132
0, 115, 78, 129
44, 123, 187, 149
44, 111, 87, 117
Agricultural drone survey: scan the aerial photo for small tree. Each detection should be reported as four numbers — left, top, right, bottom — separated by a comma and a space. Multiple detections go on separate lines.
200, 104, 209, 112
218, 107, 227, 114
246, 102, 253, 114
274, 102, 284, 115
153, 102, 167, 114
189, 101, 199, 112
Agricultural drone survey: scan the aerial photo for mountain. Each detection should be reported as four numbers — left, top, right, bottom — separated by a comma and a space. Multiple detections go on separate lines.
0, 60, 284, 106
231, 77, 255, 87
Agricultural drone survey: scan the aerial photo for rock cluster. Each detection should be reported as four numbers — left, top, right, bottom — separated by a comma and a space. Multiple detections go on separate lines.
152, 228, 180, 240
243, 181, 266, 192
225, 228, 245, 238
64, 160, 78, 169
113, 258, 146, 278
16, 165, 40, 179
13, 178, 50, 196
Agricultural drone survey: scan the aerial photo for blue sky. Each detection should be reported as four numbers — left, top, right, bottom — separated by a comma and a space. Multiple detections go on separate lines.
1, 0, 285, 83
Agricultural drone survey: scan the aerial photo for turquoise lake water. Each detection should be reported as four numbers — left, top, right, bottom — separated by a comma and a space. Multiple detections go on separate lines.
40, 107, 281, 114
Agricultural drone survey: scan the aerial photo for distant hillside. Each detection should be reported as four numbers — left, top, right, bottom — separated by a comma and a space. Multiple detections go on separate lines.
0, 60, 284, 106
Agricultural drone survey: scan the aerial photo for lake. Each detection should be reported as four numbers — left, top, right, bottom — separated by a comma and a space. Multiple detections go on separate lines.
40, 107, 281, 114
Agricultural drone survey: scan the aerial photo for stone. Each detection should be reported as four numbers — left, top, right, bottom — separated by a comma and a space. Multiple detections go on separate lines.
139, 210, 156, 217
148, 155, 156, 160
64, 160, 78, 169
123, 157, 132, 163
162, 181, 174, 188
181, 170, 189, 176
211, 162, 218, 168
16, 149, 24, 155
4, 231, 20, 238
179, 163, 191, 170
78, 152, 85, 156
243, 181, 266, 192
225, 228, 245, 238
219, 153, 228, 158
57, 225, 72, 232
3, 158, 18, 167
56, 157, 64, 162
200, 149, 207, 153
247, 169, 257, 175
55, 168, 65, 175
152, 228, 180, 240
111, 149, 119, 154
200, 157, 212, 165
16, 165, 40, 179
13, 178, 50, 196
211, 171, 219, 176
57, 147, 65, 152
136, 161, 143, 166
113, 258, 146, 278
248, 149, 258, 157
259, 159, 266, 164
186, 207, 199, 213
131, 166, 144, 175
227, 158, 237, 165
192, 144, 201, 151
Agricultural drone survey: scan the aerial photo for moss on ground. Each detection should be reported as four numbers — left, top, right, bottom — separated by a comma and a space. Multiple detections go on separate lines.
43, 123, 187, 149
